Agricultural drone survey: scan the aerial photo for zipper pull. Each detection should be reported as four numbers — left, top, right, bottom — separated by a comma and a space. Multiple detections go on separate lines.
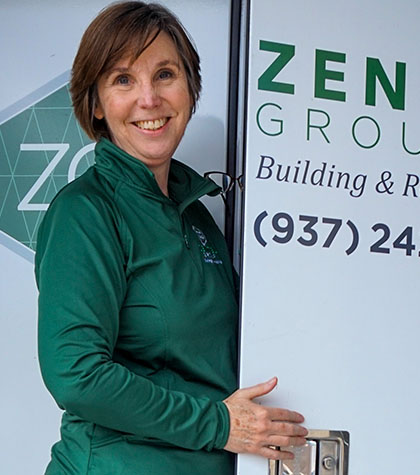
184, 234, 190, 249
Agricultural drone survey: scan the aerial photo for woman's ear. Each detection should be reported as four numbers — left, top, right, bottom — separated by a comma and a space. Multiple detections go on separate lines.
94, 102, 104, 120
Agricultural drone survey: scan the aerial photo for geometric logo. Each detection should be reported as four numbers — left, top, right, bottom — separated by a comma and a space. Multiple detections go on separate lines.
0, 77, 94, 253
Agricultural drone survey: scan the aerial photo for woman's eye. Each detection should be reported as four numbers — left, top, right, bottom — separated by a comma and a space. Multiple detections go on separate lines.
158, 70, 173, 80
116, 75, 130, 85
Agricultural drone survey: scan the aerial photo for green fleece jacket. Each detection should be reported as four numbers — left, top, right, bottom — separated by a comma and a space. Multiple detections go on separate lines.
35, 139, 238, 475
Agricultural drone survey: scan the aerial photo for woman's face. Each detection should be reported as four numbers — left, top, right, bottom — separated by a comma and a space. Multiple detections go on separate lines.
94, 32, 192, 173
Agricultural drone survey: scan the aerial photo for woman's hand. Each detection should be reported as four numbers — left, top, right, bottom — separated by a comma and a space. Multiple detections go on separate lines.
223, 377, 308, 460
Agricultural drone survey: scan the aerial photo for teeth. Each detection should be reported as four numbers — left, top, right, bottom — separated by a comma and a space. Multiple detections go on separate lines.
135, 118, 168, 130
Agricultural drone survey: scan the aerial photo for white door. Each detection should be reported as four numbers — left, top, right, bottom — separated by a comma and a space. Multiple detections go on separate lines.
238, 1, 420, 474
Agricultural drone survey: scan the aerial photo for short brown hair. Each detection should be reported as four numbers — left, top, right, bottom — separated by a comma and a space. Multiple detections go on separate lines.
70, 1, 201, 141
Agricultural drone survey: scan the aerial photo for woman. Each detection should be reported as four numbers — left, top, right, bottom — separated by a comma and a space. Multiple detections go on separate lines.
36, 2, 307, 474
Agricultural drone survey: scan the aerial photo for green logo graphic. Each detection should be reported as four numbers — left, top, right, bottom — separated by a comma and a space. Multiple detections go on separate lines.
0, 81, 94, 251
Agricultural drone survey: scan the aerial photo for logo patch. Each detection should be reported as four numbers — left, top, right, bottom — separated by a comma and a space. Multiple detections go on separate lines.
192, 225, 223, 265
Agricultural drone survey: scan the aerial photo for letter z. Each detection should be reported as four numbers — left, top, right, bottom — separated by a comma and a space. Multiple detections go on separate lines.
18, 143, 69, 211
258, 41, 295, 95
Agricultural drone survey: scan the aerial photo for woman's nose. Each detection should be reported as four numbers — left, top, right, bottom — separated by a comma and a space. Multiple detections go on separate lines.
136, 83, 161, 109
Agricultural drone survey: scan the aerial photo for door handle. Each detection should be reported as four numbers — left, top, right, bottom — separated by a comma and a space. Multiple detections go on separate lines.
268, 430, 349, 475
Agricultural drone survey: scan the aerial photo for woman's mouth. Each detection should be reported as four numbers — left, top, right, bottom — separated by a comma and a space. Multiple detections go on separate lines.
134, 118, 168, 131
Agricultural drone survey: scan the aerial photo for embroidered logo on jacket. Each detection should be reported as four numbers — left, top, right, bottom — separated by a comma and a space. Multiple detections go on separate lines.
192, 225, 223, 265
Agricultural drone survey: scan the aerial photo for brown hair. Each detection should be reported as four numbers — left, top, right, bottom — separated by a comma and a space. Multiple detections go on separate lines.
70, 1, 201, 141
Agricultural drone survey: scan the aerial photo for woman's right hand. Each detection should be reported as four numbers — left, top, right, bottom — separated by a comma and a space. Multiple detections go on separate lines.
223, 377, 308, 460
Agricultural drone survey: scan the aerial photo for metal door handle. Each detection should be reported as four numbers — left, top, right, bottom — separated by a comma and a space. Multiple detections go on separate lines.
268, 430, 349, 475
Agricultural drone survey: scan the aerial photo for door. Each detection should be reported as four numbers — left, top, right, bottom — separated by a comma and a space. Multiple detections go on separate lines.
238, 1, 420, 473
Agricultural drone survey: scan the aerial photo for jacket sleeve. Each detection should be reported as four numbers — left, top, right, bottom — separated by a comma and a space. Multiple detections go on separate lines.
35, 188, 230, 452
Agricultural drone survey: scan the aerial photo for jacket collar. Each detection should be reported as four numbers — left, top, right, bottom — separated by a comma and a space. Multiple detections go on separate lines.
94, 138, 221, 213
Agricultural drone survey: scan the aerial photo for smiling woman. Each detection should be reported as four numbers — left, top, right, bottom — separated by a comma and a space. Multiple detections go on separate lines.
35, 2, 307, 475
93, 32, 192, 195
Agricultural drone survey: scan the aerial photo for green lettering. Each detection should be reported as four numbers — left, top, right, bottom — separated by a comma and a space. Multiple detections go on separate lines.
256, 103, 283, 136
352, 116, 381, 149
365, 58, 406, 110
402, 122, 420, 155
307, 108, 331, 143
258, 41, 295, 94
314, 49, 346, 102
